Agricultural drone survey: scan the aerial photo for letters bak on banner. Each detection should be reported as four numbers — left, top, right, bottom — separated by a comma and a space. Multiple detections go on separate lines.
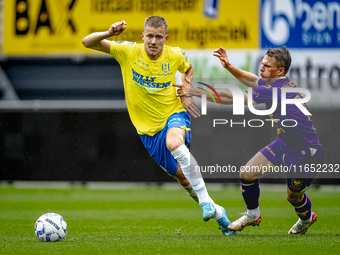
3, 0, 258, 56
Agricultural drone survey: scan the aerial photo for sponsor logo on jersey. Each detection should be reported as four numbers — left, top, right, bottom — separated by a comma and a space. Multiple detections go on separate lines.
132, 69, 171, 89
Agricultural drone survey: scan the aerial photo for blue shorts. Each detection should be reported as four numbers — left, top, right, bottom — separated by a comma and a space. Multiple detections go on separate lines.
140, 111, 191, 176
260, 138, 325, 192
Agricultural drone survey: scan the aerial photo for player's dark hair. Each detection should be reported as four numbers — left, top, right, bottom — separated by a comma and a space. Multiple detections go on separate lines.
144, 16, 168, 34
266, 46, 291, 75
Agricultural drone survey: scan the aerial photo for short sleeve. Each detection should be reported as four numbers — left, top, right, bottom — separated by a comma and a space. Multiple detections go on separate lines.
176, 48, 191, 73
256, 78, 266, 86
110, 41, 135, 63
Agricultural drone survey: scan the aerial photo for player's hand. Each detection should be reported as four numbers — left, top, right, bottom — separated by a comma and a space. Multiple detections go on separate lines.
173, 80, 198, 97
173, 83, 191, 97
180, 96, 200, 118
108, 21, 127, 36
213, 47, 231, 69
174, 80, 200, 117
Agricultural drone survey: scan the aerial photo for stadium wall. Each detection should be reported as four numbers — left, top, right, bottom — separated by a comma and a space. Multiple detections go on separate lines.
0, 110, 339, 184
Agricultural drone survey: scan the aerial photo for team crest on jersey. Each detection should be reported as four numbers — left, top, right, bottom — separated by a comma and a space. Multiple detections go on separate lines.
162, 63, 170, 73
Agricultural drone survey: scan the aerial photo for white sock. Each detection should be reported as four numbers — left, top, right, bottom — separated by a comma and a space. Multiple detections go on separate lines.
195, 185, 213, 204
214, 205, 223, 220
247, 207, 260, 219
171, 145, 212, 204
195, 186, 223, 220
298, 214, 312, 225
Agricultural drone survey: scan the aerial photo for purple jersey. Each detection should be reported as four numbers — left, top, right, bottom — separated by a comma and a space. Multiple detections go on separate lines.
247, 77, 322, 161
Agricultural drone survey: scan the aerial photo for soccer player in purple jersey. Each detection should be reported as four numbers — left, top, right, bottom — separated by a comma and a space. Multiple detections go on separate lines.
175, 46, 324, 235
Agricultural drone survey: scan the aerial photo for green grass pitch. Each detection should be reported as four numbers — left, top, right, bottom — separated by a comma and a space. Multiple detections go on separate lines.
0, 184, 339, 255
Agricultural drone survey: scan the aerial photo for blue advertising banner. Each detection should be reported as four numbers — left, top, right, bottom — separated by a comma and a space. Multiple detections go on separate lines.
261, 0, 340, 48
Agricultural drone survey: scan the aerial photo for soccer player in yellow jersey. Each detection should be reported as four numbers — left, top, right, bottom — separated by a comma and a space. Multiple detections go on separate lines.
82, 16, 236, 235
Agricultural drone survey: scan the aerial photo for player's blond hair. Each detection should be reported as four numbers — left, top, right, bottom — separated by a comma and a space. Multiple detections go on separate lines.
266, 46, 291, 75
144, 16, 168, 34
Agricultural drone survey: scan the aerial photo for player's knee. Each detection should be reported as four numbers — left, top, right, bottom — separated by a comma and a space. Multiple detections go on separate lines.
240, 170, 256, 181
166, 139, 183, 152
240, 171, 247, 180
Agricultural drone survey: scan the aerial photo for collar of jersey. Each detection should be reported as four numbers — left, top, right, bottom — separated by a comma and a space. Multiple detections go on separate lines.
142, 45, 166, 62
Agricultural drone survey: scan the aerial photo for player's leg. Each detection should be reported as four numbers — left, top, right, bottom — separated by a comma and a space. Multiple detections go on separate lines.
286, 185, 316, 234
173, 162, 199, 203
138, 116, 197, 201
228, 151, 275, 231
286, 147, 324, 234
228, 139, 284, 231
167, 127, 216, 217
168, 126, 236, 235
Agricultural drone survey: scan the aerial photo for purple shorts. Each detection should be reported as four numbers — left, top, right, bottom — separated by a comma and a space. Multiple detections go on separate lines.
260, 138, 325, 192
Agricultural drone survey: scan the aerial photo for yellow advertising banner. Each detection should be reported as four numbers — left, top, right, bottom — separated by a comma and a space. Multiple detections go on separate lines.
2, 0, 259, 56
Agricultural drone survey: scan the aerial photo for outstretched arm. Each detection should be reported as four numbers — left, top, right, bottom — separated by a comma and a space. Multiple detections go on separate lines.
82, 21, 127, 54
174, 83, 247, 105
213, 47, 259, 88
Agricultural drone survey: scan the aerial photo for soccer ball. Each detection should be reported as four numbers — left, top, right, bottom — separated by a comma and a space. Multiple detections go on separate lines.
34, 213, 67, 242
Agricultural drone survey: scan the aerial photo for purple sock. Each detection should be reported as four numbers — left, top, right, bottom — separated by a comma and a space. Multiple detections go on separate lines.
290, 193, 312, 220
241, 179, 260, 209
